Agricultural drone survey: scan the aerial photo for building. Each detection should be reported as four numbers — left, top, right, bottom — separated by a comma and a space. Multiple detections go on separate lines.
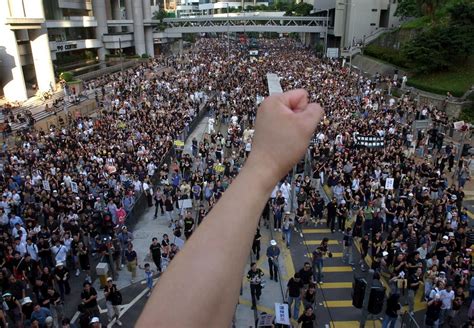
0, 0, 157, 101
307, 0, 402, 49
175, 0, 269, 17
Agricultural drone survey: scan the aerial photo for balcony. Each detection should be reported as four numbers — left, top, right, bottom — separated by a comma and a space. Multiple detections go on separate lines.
49, 39, 102, 53
102, 33, 134, 49
58, 0, 92, 10
107, 20, 134, 27
46, 16, 97, 28
5, 17, 45, 30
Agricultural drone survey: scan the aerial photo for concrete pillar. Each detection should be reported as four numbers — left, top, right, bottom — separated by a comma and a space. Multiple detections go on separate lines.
132, 0, 146, 55
105, 0, 113, 20
0, 0, 27, 101
112, 0, 122, 32
178, 39, 183, 56
125, 0, 133, 32
143, 0, 154, 57
93, 0, 109, 60
29, 29, 56, 92
25, 0, 56, 92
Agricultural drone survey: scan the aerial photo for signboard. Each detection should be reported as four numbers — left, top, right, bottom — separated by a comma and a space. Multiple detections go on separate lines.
274, 303, 290, 325
326, 47, 339, 58
453, 120, 466, 130
249, 50, 259, 56
385, 178, 394, 190
71, 182, 78, 193
56, 41, 78, 53
257, 313, 274, 327
42, 180, 51, 191
355, 134, 385, 148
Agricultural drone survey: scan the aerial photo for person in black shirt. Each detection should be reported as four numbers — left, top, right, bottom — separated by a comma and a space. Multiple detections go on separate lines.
407, 267, 422, 315
54, 262, 70, 301
382, 293, 401, 328
46, 286, 63, 328
252, 228, 261, 261
2, 292, 23, 326
326, 198, 337, 232
298, 262, 314, 287
104, 278, 122, 326
297, 306, 316, 328
286, 273, 304, 319
183, 211, 195, 240
425, 295, 442, 328
149, 238, 162, 272
246, 263, 264, 310
81, 282, 98, 317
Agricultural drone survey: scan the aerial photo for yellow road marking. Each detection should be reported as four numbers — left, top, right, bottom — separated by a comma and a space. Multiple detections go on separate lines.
306, 240, 340, 245
322, 266, 353, 272
324, 300, 353, 307
329, 320, 381, 328
302, 229, 332, 233
318, 282, 352, 289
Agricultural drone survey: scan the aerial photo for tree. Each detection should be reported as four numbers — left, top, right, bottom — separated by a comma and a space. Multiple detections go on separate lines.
417, 0, 444, 22
395, 0, 421, 18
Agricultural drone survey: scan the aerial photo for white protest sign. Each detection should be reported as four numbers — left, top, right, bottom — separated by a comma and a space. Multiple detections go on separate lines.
385, 178, 394, 190
274, 303, 290, 325
43, 180, 50, 191
71, 182, 78, 193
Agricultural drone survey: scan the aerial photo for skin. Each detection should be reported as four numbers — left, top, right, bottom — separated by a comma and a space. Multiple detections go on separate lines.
136, 89, 323, 327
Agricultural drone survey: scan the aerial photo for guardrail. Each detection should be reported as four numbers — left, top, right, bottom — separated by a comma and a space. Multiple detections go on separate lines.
76, 60, 140, 81
124, 97, 211, 230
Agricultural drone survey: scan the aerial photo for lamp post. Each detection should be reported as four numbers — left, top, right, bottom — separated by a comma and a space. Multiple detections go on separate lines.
225, 3, 230, 58
119, 37, 123, 73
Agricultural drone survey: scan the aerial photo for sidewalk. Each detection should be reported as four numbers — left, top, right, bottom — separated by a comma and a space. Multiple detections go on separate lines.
235, 225, 296, 327
93, 116, 210, 299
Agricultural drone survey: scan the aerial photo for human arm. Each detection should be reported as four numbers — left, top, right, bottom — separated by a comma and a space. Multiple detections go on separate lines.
136, 89, 323, 327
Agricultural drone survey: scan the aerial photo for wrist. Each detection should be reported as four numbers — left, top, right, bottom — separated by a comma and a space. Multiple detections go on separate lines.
244, 155, 281, 193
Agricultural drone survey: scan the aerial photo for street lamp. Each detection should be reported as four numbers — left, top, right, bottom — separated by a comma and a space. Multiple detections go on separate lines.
225, 3, 230, 58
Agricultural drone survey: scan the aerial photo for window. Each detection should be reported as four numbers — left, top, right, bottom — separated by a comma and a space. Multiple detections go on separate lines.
370, 23, 376, 26
371, 9, 378, 12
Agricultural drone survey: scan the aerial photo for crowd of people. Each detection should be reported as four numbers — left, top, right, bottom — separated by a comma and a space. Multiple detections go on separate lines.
0, 35, 472, 328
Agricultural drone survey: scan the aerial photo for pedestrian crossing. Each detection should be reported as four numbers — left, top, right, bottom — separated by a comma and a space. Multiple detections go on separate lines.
298, 227, 366, 325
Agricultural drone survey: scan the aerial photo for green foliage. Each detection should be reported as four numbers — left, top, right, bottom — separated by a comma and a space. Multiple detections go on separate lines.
402, 1, 474, 73
59, 71, 74, 82
284, 2, 313, 16
459, 105, 474, 124
407, 57, 474, 96
141, 54, 150, 59
400, 16, 431, 29
363, 44, 408, 68
152, 10, 175, 20
395, 0, 422, 18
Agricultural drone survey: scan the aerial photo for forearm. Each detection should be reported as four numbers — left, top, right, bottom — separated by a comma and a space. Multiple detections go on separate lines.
137, 159, 275, 327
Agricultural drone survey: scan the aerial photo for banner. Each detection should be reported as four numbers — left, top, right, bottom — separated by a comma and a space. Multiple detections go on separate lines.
355, 134, 384, 148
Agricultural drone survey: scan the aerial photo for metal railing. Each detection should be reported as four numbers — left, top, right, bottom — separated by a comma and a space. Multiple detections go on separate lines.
400, 311, 421, 328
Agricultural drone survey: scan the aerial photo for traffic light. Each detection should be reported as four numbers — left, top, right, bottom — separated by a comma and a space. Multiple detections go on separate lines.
368, 280, 386, 315
352, 277, 366, 309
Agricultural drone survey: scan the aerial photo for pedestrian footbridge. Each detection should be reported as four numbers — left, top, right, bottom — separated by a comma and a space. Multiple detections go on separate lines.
162, 16, 327, 34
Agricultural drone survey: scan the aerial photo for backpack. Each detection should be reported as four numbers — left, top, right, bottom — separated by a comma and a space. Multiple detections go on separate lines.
112, 290, 123, 305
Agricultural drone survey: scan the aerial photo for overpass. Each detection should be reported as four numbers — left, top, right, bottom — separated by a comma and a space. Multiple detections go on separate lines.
162, 16, 327, 34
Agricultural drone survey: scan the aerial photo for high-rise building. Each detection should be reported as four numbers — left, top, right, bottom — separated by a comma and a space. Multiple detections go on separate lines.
307, 0, 402, 49
0, 0, 156, 101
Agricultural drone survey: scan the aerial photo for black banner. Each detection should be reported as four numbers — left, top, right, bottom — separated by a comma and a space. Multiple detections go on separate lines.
355, 134, 385, 148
